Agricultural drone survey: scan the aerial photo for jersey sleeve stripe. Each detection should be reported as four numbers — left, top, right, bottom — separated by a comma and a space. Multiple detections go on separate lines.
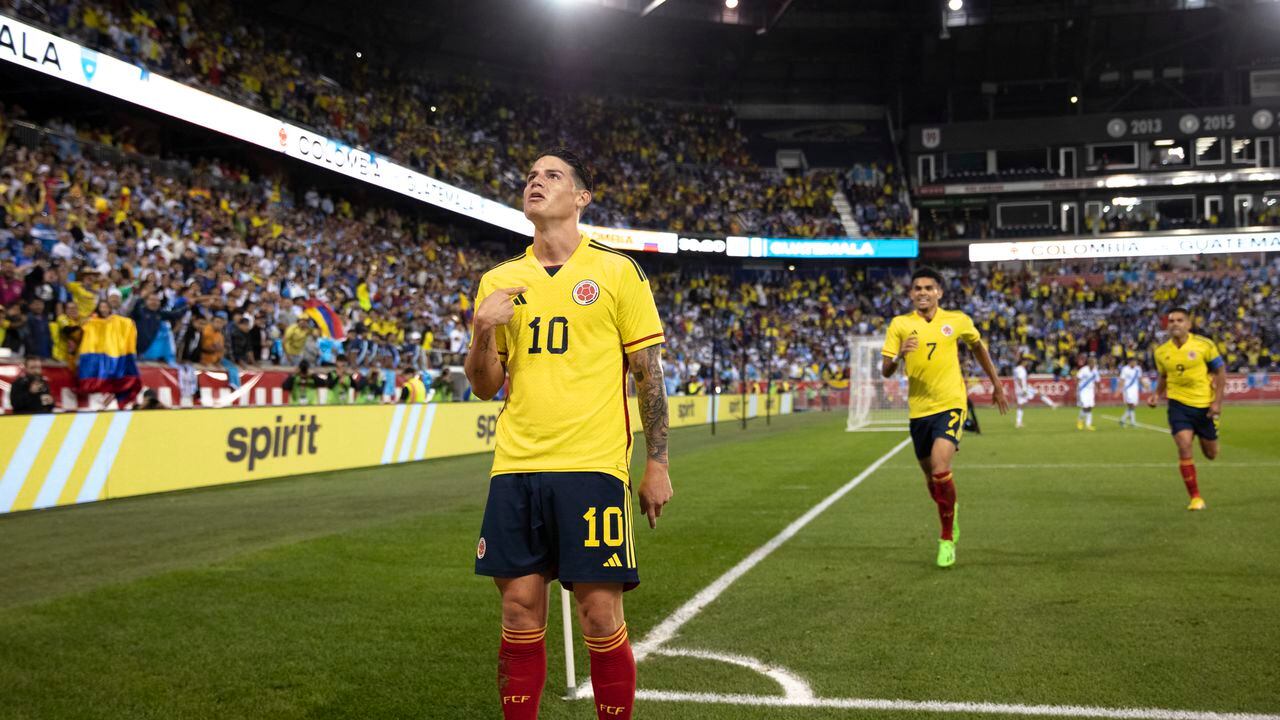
623, 332, 665, 348
621, 357, 633, 456
588, 241, 647, 281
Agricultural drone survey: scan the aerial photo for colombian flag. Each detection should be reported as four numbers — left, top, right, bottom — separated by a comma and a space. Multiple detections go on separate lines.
78, 315, 141, 405
304, 299, 347, 341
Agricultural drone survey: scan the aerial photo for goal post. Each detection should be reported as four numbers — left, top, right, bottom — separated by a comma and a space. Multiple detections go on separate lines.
846, 335, 910, 432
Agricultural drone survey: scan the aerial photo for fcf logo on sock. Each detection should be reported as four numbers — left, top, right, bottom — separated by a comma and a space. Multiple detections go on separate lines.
599, 704, 627, 715
502, 695, 531, 704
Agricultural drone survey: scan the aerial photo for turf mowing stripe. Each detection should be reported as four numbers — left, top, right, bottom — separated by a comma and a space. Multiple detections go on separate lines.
632, 690, 1280, 720
575, 436, 911, 698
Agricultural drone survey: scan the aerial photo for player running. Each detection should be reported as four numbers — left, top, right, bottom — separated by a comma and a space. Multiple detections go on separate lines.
466, 148, 672, 720
881, 267, 1008, 568
1075, 355, 1099, 431
1148, 308, 1225, 511
1118, 356, 1144, 428
1012, 356, 1056, 428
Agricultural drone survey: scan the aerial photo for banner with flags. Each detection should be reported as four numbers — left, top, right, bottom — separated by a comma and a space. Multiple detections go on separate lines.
77, 314, 141, 405
304, 299, 347, 341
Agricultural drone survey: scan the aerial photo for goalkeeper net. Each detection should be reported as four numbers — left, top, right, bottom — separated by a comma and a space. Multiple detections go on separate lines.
846, 335, 910, 432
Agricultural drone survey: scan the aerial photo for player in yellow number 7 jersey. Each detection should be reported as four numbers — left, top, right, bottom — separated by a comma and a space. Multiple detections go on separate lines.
881, 268, 1008, 568
1148, 307, 1226, 511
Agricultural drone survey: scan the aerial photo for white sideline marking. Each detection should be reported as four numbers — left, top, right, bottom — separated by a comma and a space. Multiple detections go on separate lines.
574, 438, 911, 698
632, 437, 910, 659
633, 690, 1280, 720
650, 648, 813, 702
1100, 414, 1168, 433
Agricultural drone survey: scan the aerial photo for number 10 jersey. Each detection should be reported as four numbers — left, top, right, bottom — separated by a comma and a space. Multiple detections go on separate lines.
472, 240, 665, 484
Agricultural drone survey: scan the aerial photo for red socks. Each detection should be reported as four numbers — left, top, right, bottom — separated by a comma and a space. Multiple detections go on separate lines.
932, 471, 957, 541
1179, 458, 1200, 499
498, 626, 546, 720
585, 623, 636, 720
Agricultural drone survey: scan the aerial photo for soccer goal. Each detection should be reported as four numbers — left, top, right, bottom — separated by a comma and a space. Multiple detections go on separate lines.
846, 335, 910, 432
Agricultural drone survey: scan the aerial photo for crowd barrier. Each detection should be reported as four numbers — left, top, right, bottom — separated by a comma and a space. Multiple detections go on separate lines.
0, 393, 793, 516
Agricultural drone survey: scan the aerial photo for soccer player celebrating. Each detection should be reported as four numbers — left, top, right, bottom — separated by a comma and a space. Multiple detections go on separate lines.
1118, 356, 1144, 428
1012, 356, 1055, 428
1147, 308, 1225, 511
466, 148, 672, 720
881, 268, 1008, 568
1075, 355, 1099, 431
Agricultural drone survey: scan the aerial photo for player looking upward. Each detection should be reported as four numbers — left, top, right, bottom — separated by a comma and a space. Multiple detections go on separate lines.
1148, 308, 1225, 511
1118, 356, 1144, 428
465, 148, 672, 720
881, 267, 1008, 568
1075, 355, 1099, 431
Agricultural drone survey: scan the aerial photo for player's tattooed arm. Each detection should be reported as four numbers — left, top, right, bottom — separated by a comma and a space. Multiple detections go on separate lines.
628, 344, 669, 464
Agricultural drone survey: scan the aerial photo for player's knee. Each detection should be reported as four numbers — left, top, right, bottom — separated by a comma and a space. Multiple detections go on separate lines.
498, 584, 546, 629
1202, 444, 1218, 460
575, 591, 623, 637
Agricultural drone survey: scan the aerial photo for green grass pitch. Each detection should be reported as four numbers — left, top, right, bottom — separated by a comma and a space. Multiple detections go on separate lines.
1, 404, 1278, 720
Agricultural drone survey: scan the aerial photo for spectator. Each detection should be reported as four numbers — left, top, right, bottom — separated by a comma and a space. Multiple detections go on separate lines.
9, 355, 55, 414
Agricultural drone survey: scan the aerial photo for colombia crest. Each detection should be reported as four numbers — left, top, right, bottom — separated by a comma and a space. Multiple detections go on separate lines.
573, 279, 600, 306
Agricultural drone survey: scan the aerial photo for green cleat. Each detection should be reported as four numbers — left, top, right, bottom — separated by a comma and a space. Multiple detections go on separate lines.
937, 539, 956, 568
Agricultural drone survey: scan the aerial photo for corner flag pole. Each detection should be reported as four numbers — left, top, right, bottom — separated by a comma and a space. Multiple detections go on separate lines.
561, 585, 576, 698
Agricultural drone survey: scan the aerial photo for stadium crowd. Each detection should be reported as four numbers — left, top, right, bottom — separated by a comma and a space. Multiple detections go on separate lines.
1, 0, 854, 239
1, 109, 1277, 411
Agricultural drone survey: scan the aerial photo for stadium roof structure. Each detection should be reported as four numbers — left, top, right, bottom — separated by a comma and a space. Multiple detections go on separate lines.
250, 0, 1280, 122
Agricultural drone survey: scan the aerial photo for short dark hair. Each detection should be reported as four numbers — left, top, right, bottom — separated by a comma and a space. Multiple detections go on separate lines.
1167, 307, 1190, 318
538, 146, 594, 193
910, 267, 944, 288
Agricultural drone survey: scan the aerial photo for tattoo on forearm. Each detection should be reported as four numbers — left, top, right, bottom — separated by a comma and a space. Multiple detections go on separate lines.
475, 333, 490, 354
630, 346, 669, 464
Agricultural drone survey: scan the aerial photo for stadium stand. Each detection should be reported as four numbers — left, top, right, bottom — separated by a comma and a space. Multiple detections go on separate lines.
0, 0, 860, 238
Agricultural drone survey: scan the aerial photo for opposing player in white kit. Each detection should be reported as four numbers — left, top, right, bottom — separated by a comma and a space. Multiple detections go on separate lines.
1075, 355, 1100, 431
1118, 357, 1144, 427
1012, 357, 1056, 428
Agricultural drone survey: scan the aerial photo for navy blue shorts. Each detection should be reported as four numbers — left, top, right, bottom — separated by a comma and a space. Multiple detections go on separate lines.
909, 408, 966, 460
475, 472, 639, 591
1168, 399, 1218, 440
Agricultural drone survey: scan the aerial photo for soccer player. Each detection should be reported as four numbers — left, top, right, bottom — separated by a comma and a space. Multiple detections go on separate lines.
881, 267, 1008, 568
1147, 308, 1225, 510
1012, 356, 1055, 428
465, 148, 672, 720
1075, 355, 1099, 431
1118, 356, 1144, 428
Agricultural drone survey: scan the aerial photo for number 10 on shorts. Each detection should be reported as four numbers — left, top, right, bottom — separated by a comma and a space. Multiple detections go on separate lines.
583, 506, 624, 547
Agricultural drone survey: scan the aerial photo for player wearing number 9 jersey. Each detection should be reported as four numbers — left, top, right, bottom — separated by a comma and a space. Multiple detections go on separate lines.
465, 148, 671, 720
881, 267, 1007, 568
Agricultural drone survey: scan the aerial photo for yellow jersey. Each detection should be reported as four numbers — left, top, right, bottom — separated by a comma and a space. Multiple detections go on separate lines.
881, 309, 982, 418
1154, 334, 1223, 408
473, 239, 665, 484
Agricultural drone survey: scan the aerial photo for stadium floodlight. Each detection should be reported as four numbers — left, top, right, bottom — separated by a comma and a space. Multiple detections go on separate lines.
726, 0, 739, 8
947, 0, 963, 10
640, 0, 669, 16
1070, 95, 1079, 104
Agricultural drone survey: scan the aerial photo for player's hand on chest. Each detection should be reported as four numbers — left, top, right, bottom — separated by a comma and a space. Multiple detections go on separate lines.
507, 276, 615, 359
